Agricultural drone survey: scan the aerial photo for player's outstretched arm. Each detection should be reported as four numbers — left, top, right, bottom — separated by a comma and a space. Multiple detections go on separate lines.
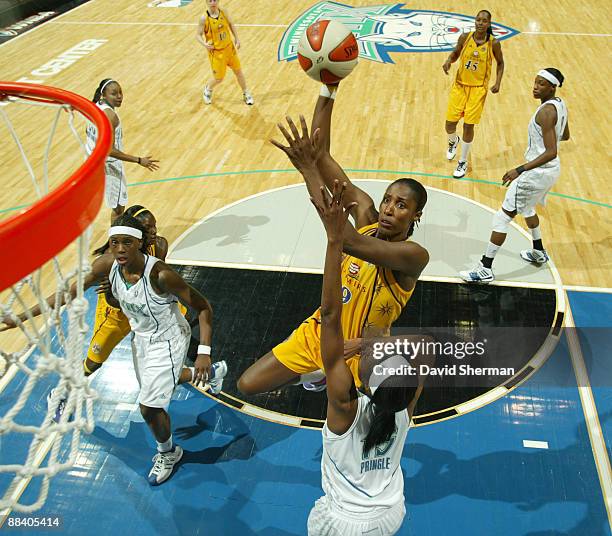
153, 265, 213, 386
312, 181, 358, 434
272, 114, 376, 231
0, 254, 113, 330
312, 88, 378, 229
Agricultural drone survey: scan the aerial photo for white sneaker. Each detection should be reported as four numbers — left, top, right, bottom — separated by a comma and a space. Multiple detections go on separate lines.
243, 91, 254, 105
148, 445, 183, 486
47, 388, 69, 423
207, 360, 227, 395
453, 160, 468, 178
520, 249, 549, 265
446, 136, 460, 160
202, 86, 212, 105
459, 262, 494, 284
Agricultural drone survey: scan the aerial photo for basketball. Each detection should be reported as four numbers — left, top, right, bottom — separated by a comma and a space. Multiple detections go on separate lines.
297, 19, 358, 84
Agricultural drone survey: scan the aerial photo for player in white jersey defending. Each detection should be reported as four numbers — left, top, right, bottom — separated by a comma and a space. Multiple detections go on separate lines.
307, 181, 425, 536
460, 68, 570, 283
1, 214, 225, 486
85, 79, 159, 223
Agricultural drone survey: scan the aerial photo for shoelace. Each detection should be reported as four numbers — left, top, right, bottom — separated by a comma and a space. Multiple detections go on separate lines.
151, 452, 173, 474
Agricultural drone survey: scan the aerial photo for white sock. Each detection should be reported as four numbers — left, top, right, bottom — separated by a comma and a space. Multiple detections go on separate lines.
157, 435, 173, 453
448, 133, 458, 143
460, 141, 472, 162
485, 242, 500, 260
530, 225, 542, 241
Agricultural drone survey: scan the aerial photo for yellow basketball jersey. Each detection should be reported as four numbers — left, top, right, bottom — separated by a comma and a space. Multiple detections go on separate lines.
204, 9, 232, 50
307, 223, 415, 340
456, 32, 493, 87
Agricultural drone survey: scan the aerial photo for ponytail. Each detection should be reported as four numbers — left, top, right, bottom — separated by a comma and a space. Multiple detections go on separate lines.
363, 401, 397, 456
362, 377, 418, 456
92, 205, 152, 256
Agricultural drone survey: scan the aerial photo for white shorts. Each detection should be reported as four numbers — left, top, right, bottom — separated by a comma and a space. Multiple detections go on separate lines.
104, 159, 127, 209
307, 496, 405, 536
131, 324, 190, 410
502, 166, 559, 216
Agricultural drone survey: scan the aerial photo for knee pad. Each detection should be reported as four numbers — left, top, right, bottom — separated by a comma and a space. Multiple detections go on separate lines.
491, 210, 513, 233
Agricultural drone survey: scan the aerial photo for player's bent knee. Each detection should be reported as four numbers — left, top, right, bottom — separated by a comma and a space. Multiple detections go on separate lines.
491, 209, 514, 233
237, 373, 258, 396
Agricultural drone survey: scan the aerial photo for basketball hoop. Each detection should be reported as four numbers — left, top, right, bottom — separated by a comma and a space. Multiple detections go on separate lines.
0, 82, 110, 290
0, 82, 111, 515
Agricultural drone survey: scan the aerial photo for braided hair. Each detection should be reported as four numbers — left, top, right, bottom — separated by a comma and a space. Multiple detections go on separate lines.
92, 206, 152, 256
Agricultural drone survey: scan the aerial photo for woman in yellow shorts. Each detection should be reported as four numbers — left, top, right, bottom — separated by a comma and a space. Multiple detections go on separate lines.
84, 205, 186, 376
442, 9, 504, 179
196, 0, 253, 105
238, 84, 430, 395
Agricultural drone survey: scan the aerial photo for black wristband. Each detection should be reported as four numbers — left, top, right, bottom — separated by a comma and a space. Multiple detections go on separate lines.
516, 165, 526, 174
137, 157, 141, 164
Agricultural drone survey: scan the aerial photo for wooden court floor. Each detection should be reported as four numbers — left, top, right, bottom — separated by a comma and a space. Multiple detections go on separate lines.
0, 0, 610, 291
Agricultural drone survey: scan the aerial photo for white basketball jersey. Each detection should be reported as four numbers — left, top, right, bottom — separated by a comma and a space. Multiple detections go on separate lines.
110, 255, 188, 338
85, 102, 123, 168
524, 97, 567, 168
320, 394, 410, 514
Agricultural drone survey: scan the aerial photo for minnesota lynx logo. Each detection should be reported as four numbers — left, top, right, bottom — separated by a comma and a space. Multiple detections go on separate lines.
278, 2, 518, 63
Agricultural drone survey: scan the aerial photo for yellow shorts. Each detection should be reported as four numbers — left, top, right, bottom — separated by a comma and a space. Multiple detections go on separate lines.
86, 294, 188, 364
86, 294, 131, 364
272, 318, 362, 388
209, 44, 241, 80
446, 82, 488, 124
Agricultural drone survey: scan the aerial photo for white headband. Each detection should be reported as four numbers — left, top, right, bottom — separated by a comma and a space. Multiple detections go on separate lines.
100, 79, 116, 95
368, 354, 411, 394
537, 70, 560, 87
108, 226, 142, 239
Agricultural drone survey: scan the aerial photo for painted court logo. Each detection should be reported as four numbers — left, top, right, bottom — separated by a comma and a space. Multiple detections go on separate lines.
278, 2, 518, 63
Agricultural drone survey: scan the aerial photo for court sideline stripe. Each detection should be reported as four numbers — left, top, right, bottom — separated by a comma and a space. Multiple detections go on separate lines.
564, 302, 612, 530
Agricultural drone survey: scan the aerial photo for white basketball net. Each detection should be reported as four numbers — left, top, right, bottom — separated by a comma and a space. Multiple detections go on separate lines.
0, 93, 98, 514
